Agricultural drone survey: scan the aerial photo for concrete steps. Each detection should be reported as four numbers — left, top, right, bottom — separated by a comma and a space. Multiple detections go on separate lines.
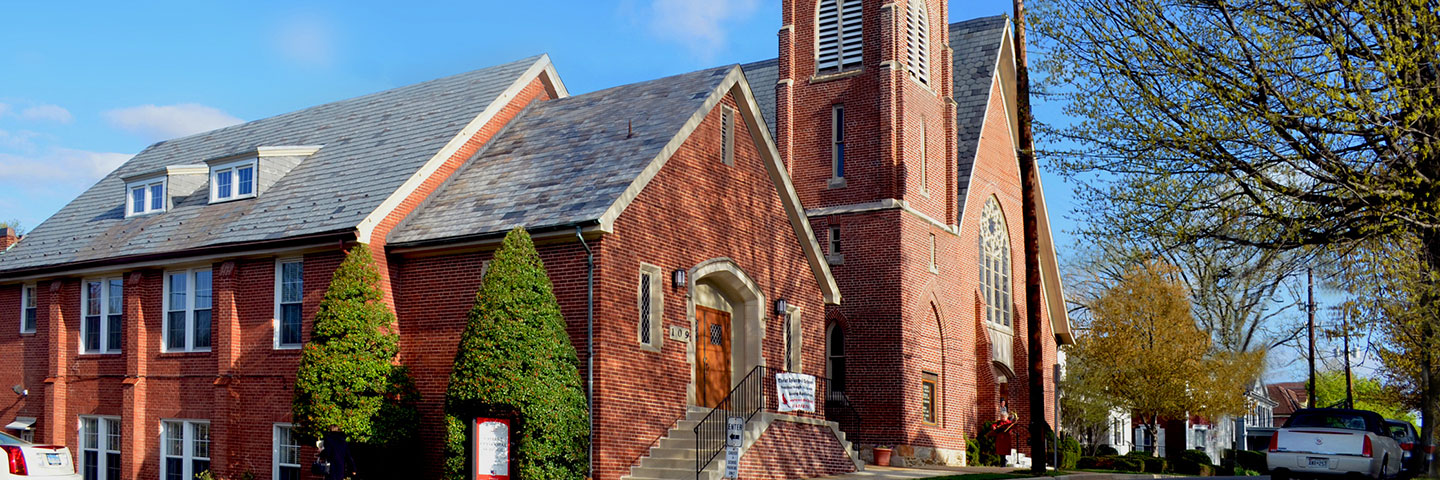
621, 407, 861, 480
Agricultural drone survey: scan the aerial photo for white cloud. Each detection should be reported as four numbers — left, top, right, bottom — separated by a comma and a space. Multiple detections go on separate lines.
647, 0, 760, 60
103, 103, 244, 141
0, 129, 42, 151
19, 104, 72, 123
0, 103, 10, 117
273, 14, 337, 67
0, 148, 131, 183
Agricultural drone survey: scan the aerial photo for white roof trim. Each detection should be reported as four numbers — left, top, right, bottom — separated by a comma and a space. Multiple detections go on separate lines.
357, 55, 568, 244
596, 66, 842, 305
256, 145, 324, 157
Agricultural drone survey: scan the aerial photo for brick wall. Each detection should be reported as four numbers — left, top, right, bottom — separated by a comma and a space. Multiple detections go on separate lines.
738, 421, 856, 479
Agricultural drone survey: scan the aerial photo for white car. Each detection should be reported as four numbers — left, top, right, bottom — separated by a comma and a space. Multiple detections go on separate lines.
0, 431, 81, 479
1268, 408, 1404, 480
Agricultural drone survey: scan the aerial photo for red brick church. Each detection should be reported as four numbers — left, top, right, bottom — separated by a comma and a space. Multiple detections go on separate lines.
0, 0, 1070, 478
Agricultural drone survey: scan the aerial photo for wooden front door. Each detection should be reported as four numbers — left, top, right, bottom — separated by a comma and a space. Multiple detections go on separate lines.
696, 306, 733, 408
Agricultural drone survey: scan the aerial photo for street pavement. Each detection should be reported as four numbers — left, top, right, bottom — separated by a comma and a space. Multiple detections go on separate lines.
818, 465, 1269, 480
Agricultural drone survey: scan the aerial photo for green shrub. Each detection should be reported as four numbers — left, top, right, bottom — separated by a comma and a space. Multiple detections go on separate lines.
1234, 449, 1267, 472
1173, 457, 1216, 476
1096, 445, 1119, 456
292, 246, 419, 469
1126, 449, 1153, 457
1110, 455, 1145, 472
1060, 435, 1081, 469
443, 228, 589, 480
1077, 456, 1099, 469
1140, 456, 1167, 473
1181, 449, 1214, 466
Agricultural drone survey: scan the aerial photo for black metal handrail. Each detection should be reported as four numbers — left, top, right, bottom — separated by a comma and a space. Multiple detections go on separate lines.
692, 366, 834, 479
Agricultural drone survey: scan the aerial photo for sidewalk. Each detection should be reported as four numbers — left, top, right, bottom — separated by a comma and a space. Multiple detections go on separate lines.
819, 465, 1187, 480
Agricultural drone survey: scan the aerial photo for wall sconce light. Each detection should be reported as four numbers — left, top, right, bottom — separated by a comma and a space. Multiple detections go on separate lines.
672, 269, 687, 288
10, 384, 25, 397
774, 298, 788, 315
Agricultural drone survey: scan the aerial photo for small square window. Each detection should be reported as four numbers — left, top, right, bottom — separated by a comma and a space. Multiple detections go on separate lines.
828, 227, 842, 254
126, 178, 166, 216
210, 159, 258, 203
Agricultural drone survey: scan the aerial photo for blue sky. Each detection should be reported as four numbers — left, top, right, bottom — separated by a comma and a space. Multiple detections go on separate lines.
2, 1, 1339, 379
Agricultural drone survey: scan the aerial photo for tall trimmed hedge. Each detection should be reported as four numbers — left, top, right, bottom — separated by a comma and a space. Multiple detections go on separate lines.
444, 228, 589, 480
292, 246, 418, 449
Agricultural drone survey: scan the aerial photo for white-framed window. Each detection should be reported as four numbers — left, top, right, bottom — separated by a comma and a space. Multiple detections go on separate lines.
164, 268, 212, 352
978, 198, 1013, 327
126, 178, 166, 217
783, 306, 802, 372
816, 0, 864, 72
274, 259, 304, 349
79, 415, 121, 480
20, 283, 37, 333
81, 277, 123, 354
273, 424, 302, 480
160, 420, 209, 480
637, 263, 664, 350
828, 227, 842, 255
905, 0, 930, 84
210, 159, 257, 203
720, 106, 735, 166
831, 105, 845, 178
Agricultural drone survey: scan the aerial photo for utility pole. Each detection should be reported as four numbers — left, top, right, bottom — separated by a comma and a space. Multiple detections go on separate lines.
1343, 313, 1354, 409
1307, 267, 1316, 409
1011, 0, 1048, 475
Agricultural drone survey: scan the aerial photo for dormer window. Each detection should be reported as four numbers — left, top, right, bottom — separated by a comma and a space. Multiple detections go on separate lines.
126, 178, 166, 216
211, 159, 257, 203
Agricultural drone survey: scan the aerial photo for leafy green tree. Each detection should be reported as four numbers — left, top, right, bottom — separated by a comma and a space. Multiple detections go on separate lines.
292, 246, 418, 456
1032, 0, 1440, 463
1314, 370, 1417, 426
1060, 343, 1123, 455
1073, 260, 1263, 454
444, 227, 588, 480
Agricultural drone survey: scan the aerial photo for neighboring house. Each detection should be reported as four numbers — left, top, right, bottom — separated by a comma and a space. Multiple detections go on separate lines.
1099, 408, 1133, 455
1269, 382, 1310, 427
1243, 381, 1280, 450
0, 0, 1073, 477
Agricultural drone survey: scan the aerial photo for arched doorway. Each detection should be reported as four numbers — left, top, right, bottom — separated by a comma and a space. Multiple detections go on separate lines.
687, 259, 766, 407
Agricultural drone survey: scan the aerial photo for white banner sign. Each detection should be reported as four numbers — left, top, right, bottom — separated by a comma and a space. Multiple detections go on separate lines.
775, 372, 817, 413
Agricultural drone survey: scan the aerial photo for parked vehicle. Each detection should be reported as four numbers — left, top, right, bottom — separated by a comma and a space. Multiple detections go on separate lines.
1268, 408, 1403, 480
1384, 420, 1429, 479
0, 430, 81, 479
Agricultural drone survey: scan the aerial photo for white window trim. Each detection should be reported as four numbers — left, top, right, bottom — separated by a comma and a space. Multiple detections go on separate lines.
721, 106, 736, 166
784, 305, 802, 372
125, 177, 167, 217
163, 268, 213, 353
160, 419, 210, 480
905, 0, 931, 85
273, 423, 301, 480
80, 276, 123, 354
826, 227, 844, 265
929, 233, 939, 273
273, 258, 304, 350
831, 105, 845, 179
209, 159, 258, 204
19, 283, 36, 334
78, 415, 121, 480
637, 263, 664, 352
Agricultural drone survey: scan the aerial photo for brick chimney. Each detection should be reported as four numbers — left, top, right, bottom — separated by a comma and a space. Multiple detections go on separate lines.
0, 227, 18, 250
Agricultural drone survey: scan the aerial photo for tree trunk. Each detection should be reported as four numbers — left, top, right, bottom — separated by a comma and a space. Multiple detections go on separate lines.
1422, 230, 1440, 477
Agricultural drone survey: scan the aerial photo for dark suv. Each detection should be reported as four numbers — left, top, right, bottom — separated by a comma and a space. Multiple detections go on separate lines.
1384, 420, 1427, 479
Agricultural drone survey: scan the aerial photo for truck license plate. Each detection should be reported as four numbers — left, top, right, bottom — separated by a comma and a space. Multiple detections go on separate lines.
1307, 457, 1328, 468
46, 453, 61, 465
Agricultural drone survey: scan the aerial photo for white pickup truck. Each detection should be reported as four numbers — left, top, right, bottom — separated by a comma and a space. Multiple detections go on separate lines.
1268, 408, 1404, 480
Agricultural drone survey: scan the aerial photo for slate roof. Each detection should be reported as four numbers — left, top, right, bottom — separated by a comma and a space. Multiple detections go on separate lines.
740, 58, 779, 138
389, 65, 735, 245
0, 56, 544, 274
951, 15, 1010, 215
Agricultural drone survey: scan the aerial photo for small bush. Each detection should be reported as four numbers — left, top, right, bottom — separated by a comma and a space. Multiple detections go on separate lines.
1181, 449, 1214, 466
1126, 449, 1153, 457
1077, 456, 1099, 469
1235, 449, 1267, 472
1140, 456, 1166, 473
1110, 456, 1145, 472
1173, 458, 1216, 476
1096, 445, 1119, 456
1060, 435, 1081, 469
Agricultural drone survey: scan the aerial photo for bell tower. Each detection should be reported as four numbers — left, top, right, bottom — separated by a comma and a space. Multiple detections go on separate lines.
775, 0, 955, 217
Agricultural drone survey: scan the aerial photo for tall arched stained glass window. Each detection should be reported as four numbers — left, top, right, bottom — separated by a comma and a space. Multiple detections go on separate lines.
978, 198, 1012, 327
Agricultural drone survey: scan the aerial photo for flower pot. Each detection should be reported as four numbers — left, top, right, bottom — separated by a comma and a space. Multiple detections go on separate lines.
873, 447, 893, 466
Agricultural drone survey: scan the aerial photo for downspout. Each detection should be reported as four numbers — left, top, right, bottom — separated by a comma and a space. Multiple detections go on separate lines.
576, 226, 595, 479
